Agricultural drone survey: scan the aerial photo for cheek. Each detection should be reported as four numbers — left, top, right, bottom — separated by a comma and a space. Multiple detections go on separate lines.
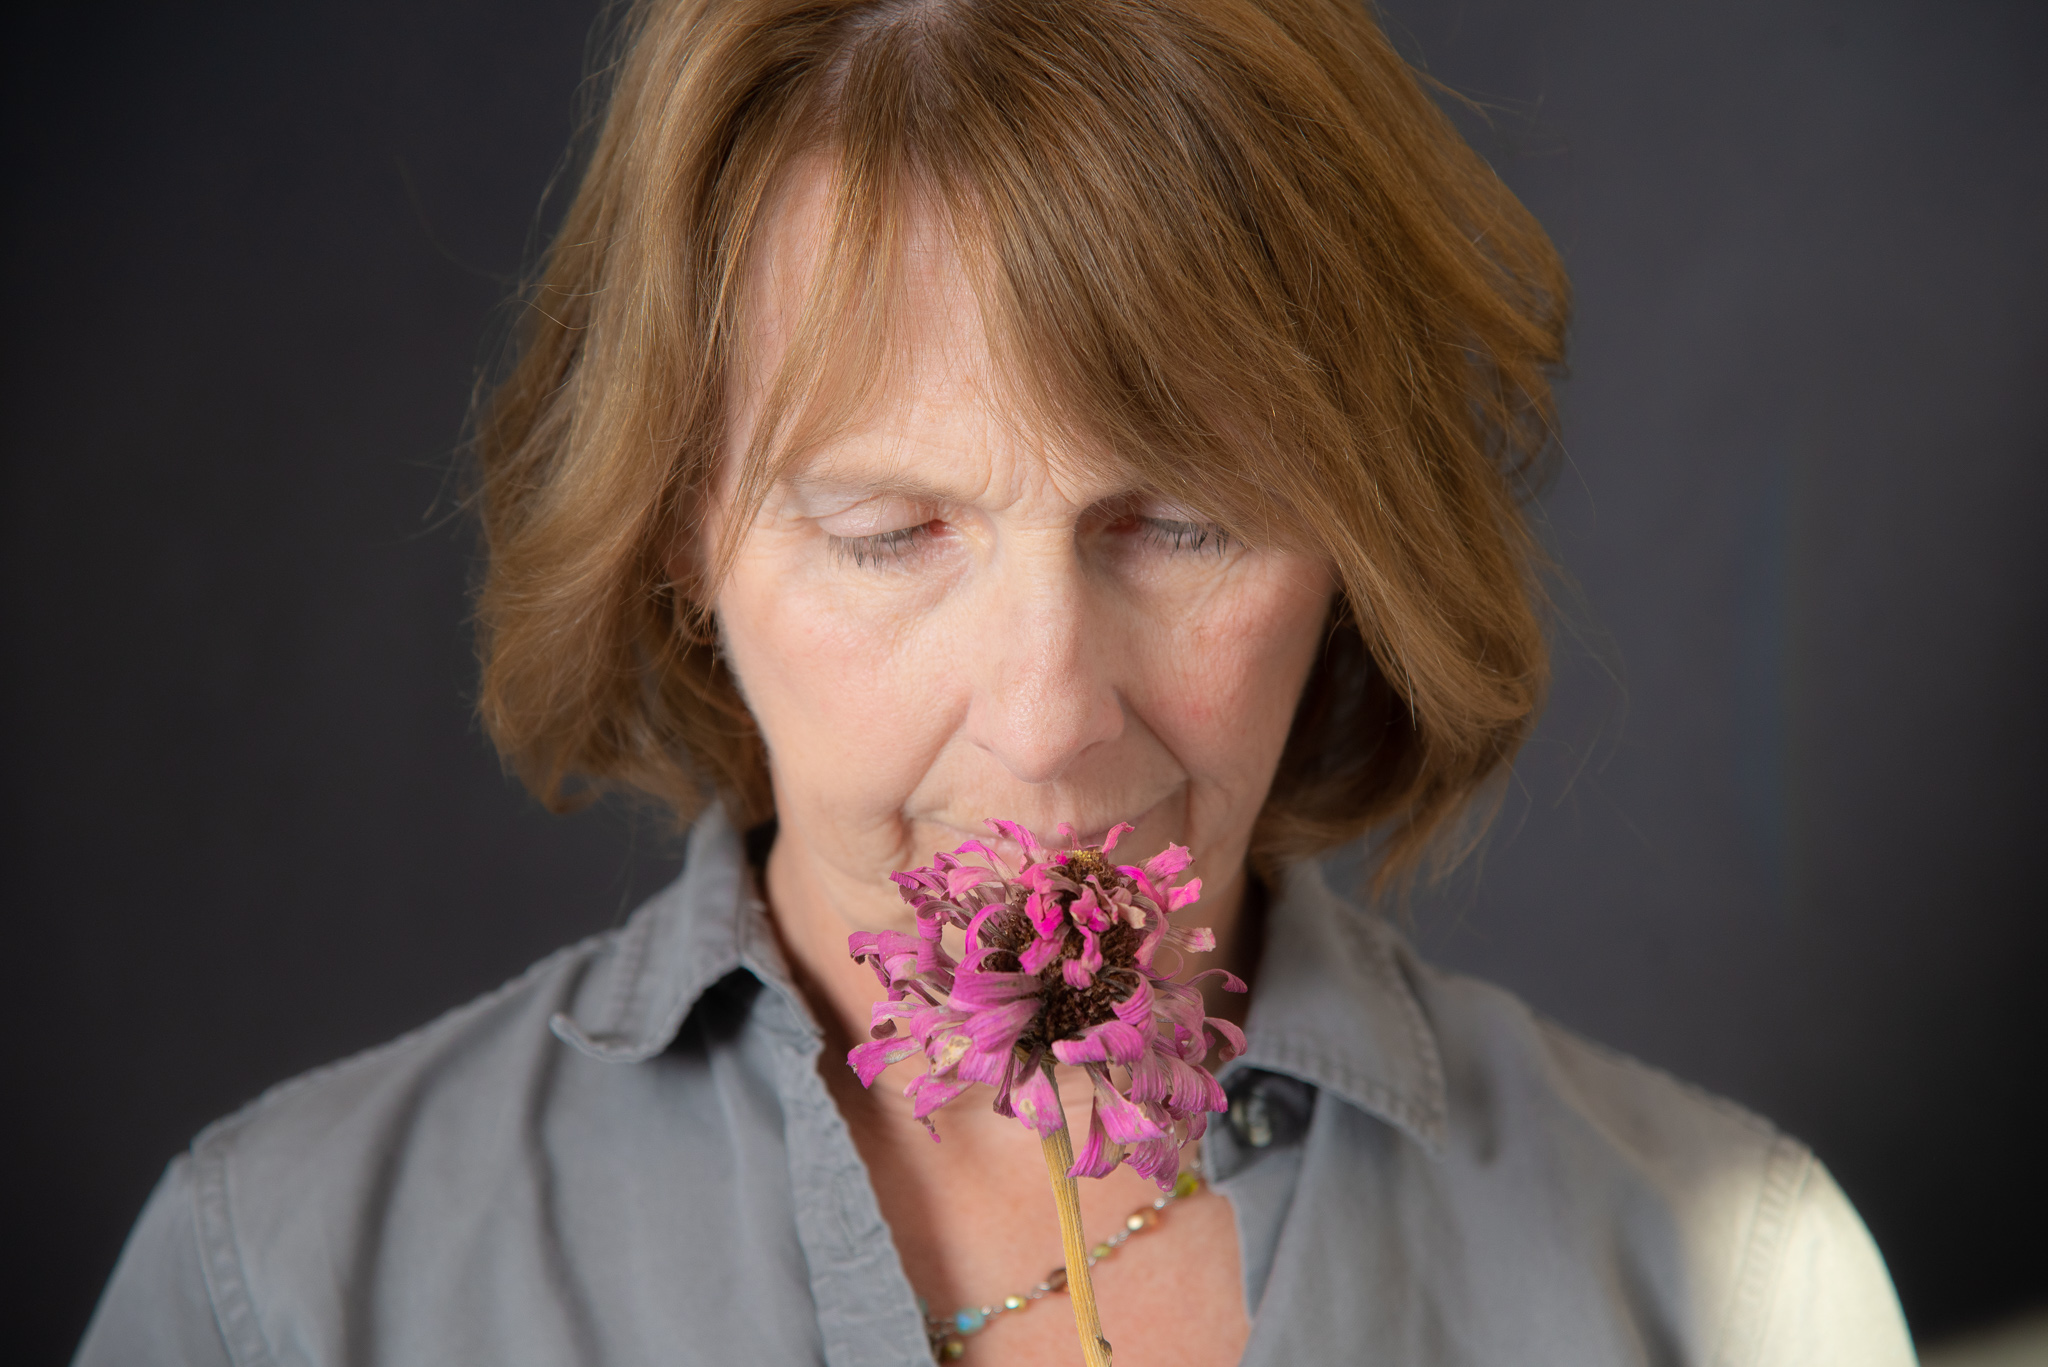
1142, 555, 1331, 779
716, 546, 957, 802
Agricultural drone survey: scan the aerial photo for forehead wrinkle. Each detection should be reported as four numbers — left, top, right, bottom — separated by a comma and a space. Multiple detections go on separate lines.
788, 423, 1148, 518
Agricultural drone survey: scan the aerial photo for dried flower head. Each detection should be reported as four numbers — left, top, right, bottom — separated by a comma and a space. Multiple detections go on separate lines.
848, 820, 1247, 1188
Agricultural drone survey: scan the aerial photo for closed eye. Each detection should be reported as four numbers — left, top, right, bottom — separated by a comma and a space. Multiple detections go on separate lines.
829, 520, 944, 568
1137, 516, 1230, 556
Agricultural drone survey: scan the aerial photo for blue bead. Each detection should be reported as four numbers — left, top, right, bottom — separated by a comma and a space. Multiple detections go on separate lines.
954, 1308, 987, 1335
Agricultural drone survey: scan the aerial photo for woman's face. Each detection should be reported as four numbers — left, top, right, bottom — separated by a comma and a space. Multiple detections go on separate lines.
710, 168, 1333, 930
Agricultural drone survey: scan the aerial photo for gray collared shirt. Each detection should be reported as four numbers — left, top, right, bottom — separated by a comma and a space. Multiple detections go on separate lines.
76, 808, 1914, 1365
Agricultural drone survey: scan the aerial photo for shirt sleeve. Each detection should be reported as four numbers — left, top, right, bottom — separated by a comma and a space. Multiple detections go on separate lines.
1749, 1157, 1917, 1367
73, 1155, 238, 1367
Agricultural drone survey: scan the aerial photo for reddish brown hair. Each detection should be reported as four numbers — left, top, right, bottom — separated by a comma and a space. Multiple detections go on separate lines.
471, 0, 1568, 885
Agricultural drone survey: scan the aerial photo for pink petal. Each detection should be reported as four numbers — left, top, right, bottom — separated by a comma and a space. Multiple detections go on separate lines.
847, 1038, 917, 1087
1009, 1065, 1067, 1137
951, 839, 1012, 876
1024, 887, 1065, 938
1148, 978, 1208, 1038
1020, 933, 1065, 975
1204, 1015, 1248, 1065
965, 997, 1040, 1054
1186, 966, 1248, 994
1165, 1053, 1228, 1113
1086, 1065, 1168, 1143
868, 998, 918, 1038
1127, 1048, 1173, 1104
1125, 1123, 1182, 1188
1100, 822, 1135, 853
1112, 976, 1155, 1029
1066, 1104, 1124, 1178
1050, 1019, 1149, 1066
1142, 843, 1192, 881
985, 819, 1046, 862
1061, 958, 1094, 989
954, 1043, 1011, 1087
962, 904, 1004, 958
1167, 877, 1203, 911
1070, 885, 1111, 933
947, 971, 1041, 1008
944, 865, 994, 899
1166, 925, 1217, 955
906, 1072, 974, 1119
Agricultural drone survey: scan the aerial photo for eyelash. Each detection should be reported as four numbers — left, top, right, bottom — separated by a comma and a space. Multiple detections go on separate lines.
1141, 518, 1231, 555
829, 522, 938, 568
827, 516, 1230, 567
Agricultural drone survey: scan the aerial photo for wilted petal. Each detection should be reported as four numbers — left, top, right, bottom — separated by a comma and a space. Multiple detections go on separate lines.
1166, 925, 1217, 955
1067, 1103, 1124, 1178
1024, 887, 1065, 938
1127, 1047, 1173, 1104
926, 1028, 972, 1073
1009, 1065, 1067, 1136
1076, 924, 1104, 976
1113, 976, 1155, 1029
948, 971, 1041, 1008
1061, 958, 1095, 989
1100, 822, 1135, 853
985, 819, 1047, 862
1149, 978, 1208, 1038
1167, 877, 1203, 911
944, 864, 994, 899
868, 997, 918, 1039
955, 1042, 1011, 1087
1203, 1015, 1248, 1065
1086, 1065, 1167, 1143
965, 997, 1039, 1054
1051, 1019, 1148, 1066
1142, 843, 1192, 881
848, 1038, 917, 1087
1163, 1052, 1227, 1114
906, 1071, 974, 1119
1069, 885, 1111, 933
1186, 967, 1248, 995
1020, 932, 1065, 975
1126, 1127, 1182, 1189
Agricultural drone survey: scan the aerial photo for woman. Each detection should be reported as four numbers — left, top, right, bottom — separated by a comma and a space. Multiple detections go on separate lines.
77, 0, 1913, 1363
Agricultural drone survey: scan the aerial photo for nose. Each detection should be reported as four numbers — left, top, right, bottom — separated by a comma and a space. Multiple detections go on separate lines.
960, 539, 1125, 785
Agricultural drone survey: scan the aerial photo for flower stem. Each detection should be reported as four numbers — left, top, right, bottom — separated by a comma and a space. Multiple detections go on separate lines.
1040, 1090, 1114, 1367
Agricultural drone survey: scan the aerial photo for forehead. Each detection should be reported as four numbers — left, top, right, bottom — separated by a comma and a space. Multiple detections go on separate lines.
731, 160, 1135, 507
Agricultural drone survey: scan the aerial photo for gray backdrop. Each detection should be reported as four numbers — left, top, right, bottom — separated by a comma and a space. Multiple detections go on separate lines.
5, 1, 2043, 1359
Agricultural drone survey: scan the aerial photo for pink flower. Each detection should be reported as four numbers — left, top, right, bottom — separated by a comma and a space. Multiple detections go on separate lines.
848, 820, 1246, 1189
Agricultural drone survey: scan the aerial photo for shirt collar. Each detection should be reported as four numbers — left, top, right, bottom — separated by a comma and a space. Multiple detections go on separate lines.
1226, 859, 1449, 1156
552, 808, 1447, 1156
550, 805, 815, 1062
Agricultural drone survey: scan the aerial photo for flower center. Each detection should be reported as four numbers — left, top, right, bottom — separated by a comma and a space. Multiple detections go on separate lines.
1062, 848, 1112, 880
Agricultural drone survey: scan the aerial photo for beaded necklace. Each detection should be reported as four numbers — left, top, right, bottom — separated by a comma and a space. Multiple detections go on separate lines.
921, 1164, 1206, 1361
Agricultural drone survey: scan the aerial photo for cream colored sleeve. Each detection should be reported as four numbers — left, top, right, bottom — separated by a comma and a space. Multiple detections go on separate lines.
1746, 1157, 1918, 1367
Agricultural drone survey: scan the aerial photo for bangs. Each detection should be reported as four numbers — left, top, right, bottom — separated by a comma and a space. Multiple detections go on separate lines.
712, 0, 1362, 576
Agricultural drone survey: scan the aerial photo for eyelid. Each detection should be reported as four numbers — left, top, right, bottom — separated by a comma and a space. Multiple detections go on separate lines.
810, 494, 942, 539
828, 521, 940, 568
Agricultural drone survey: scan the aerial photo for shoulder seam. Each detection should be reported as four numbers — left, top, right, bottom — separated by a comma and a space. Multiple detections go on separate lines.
189, 1133, 277, 1367
178, 929, 619, 1366
1710, 1133, 1814, 1367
